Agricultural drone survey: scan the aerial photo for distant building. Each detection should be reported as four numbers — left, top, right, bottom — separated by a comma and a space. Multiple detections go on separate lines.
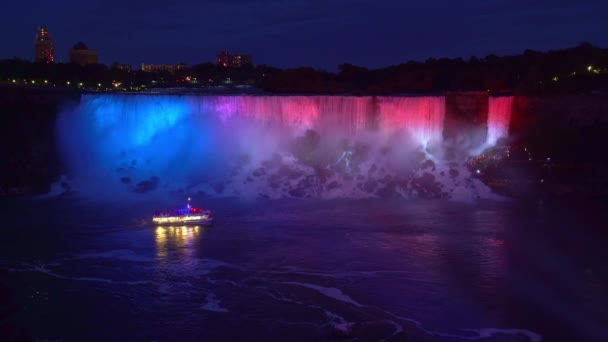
111, 63, 132, 72
69, 42, 98, 66
216, 51, 252, 68
141, 63, 187, 73
34, 26, 54, 63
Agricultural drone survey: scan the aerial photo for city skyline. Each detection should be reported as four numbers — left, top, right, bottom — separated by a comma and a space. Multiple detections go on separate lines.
1, 0, 606, 70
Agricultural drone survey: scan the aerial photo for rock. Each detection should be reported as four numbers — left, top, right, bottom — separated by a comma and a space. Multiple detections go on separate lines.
364, 180, 378, 193
368, 164, 378, 176
314, 166, 332, 183
252, 168, 266, 177
411, 172, 443, 199
421, 159, 435, 170
297, 175, 317, 189
379, 175, 392, 184
261, 154, 283, 170
213, 182, 225, 194
278, 165, 302, 179
237, 154, 251, 165
326, 181, 340, 191
291, 129, 321, 166
288, 188, 305, 198
376, 182, 399, 198
133, 176, 159, 193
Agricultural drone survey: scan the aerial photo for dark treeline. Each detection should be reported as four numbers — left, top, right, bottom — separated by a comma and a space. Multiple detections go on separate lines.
1, 43, 607, 94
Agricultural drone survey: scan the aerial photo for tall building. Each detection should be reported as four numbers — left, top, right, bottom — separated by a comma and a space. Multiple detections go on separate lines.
216, 51, 252, 68
34, 26, 54, 63
69, 42, 98, 66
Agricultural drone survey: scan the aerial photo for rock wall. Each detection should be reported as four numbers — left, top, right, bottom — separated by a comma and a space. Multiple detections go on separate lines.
443, 91, 489, 157
513, 93, 608, 129
511, 93, 608, 162
0, 86, 79, 195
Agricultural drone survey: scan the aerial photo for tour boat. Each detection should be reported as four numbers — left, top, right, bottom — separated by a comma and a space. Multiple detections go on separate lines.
152, 200, 213, 225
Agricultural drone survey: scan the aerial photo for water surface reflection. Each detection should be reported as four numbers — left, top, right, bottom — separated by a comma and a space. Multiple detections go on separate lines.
155, 225, 202, 262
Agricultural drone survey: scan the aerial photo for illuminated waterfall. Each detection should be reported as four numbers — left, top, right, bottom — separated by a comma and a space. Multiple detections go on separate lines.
487, 96, 513, 146
56, 94, 456, 196
376, 96, 446, 147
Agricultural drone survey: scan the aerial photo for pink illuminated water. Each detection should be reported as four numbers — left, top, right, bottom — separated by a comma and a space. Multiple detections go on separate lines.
376, 96, 446, 147
197, 96, 445, 146
199, 96, 372, 135
487, 97, 513, 146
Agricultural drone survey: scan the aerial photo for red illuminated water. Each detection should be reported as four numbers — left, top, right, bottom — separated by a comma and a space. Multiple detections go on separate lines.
376, 96, 446, 147
195, 95, 444, 144
487, 97, 513, 146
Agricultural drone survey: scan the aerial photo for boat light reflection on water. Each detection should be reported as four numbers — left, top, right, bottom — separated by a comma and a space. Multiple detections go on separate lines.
155, 225, 202, 260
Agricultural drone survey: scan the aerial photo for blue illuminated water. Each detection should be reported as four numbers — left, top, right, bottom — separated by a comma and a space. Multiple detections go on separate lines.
2, 196, 607, 341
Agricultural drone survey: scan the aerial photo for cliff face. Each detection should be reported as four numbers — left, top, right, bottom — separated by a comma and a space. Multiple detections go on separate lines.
443, 92, 489, 157
512, 93, 608, 162
0, 87, 79, 195
514, 94, 608, 128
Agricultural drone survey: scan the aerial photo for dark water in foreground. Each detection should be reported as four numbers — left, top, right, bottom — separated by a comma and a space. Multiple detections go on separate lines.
1, 196, 607, 341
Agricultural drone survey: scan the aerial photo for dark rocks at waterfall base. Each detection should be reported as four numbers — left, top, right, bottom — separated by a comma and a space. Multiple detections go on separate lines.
411, 173, 444, 199
222, 148, 466, 200
326, 181, 341, 191
132, 176, 160, 194
213, 183, 225, 194
252, 168, 266, 177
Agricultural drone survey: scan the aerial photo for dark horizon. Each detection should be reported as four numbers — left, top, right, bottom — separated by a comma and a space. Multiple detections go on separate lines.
1, 0, 606, 70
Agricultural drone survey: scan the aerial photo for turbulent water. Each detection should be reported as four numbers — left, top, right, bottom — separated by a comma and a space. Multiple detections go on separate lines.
2, 196, 607, 341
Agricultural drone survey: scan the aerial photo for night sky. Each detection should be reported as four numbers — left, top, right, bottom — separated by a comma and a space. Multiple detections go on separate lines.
2, 0, 606, 70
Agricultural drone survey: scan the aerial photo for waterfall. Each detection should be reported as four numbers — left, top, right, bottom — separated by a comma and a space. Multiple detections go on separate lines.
376, 96, 446, 147
55, 94, 465, 197
487, 96, 513, 146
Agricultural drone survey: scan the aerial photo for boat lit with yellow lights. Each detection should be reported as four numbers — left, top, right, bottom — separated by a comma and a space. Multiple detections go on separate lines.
152, 199, 213, 225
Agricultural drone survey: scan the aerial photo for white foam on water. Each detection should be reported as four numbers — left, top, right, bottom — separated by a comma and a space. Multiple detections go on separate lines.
6, 264, 148, 285
200, 292, 229, 312
276, 281, 363, 307
33, 175, 72, 199
323, 309, 355, 334
73, 249, 152, 263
